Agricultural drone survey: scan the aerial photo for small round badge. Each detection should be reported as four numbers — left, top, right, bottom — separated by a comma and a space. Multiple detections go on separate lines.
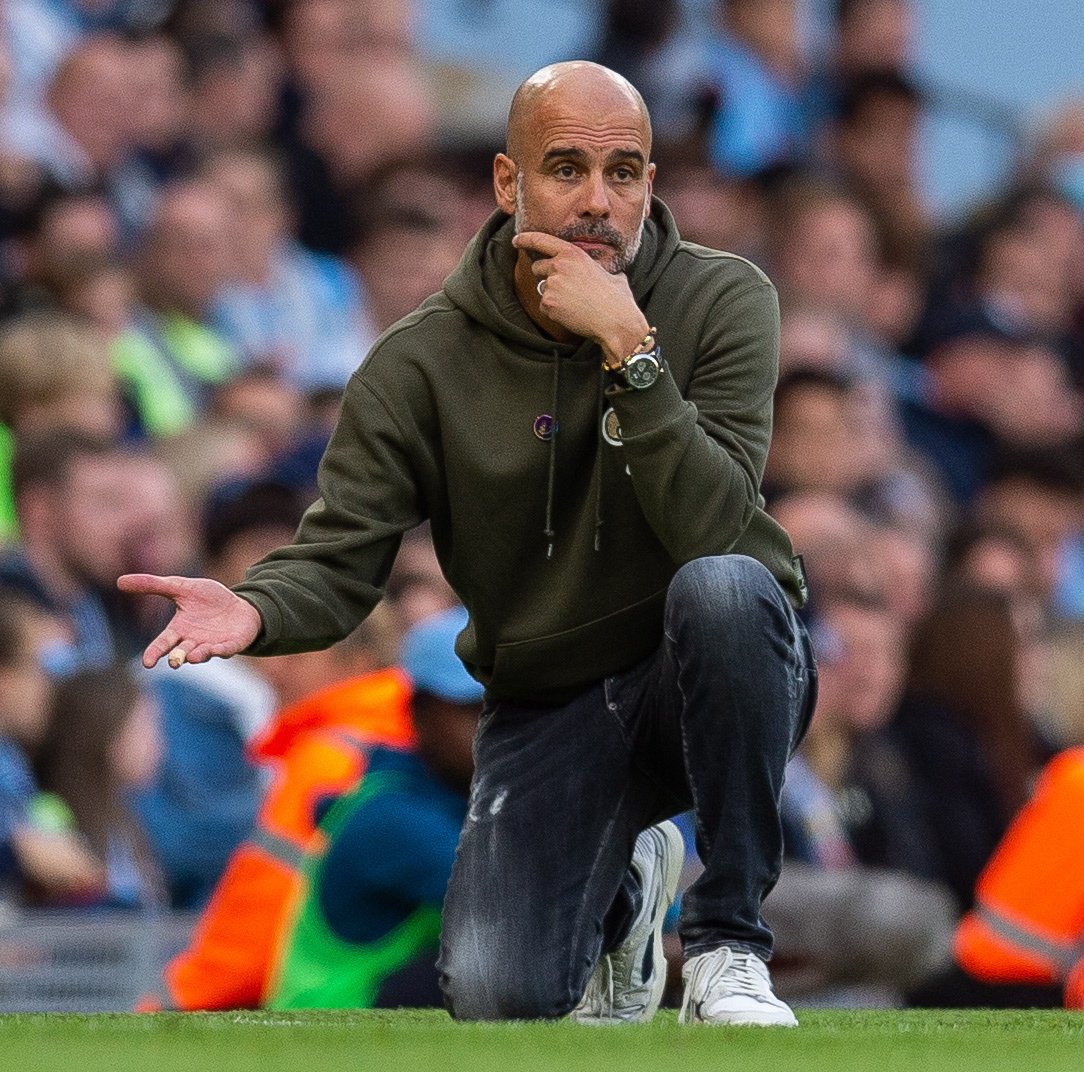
533, 414, 558, 441
601, 407, 623, 447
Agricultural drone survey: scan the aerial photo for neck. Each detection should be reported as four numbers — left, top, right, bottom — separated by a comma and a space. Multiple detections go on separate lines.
22, 539, 86, 603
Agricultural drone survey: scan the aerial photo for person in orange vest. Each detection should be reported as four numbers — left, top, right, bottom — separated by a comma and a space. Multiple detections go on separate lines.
951, 747, 1084, 1008
139, 617, 415, 1011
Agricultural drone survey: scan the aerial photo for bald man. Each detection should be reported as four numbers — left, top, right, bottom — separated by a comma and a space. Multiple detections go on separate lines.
119, 63, 814, 1026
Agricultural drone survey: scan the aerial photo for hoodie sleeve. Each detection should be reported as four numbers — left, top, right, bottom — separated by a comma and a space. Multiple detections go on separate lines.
608, 279, 779, 564
232, 372, 425, 655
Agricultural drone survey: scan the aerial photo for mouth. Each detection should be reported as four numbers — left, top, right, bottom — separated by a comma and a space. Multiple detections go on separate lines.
570, 239, 615, 258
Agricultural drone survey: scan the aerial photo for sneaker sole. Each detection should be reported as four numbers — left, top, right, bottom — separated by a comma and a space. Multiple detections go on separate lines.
639, 820, 685, 1021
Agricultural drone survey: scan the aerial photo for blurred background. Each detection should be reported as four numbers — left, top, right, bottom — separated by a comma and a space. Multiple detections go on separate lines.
0, 0, 1081, 1014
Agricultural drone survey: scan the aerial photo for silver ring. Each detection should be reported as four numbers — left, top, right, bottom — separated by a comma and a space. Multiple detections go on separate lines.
536, 279, 546, 296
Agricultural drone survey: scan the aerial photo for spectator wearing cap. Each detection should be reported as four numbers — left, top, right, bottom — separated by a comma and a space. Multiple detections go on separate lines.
267, 605, 483, 1010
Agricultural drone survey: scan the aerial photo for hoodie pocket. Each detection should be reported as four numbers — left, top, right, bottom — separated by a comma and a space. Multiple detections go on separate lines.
488, 589, 668, 698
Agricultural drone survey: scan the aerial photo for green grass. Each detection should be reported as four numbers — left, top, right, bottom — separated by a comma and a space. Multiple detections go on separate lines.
0, 1009, 1080, 1072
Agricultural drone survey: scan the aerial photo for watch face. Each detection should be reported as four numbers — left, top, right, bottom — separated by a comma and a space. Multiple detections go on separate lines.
625, 352, 660, 389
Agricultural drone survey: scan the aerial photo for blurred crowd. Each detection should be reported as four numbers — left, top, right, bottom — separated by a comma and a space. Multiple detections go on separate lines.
0, 0, 1082, 1010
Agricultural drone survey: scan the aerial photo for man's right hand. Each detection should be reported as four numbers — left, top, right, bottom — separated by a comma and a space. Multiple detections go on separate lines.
116, 574, 263, 669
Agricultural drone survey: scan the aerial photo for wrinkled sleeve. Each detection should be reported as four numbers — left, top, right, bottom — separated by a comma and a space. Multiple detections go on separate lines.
611, 280, 779, 563
233, 373, 425, 655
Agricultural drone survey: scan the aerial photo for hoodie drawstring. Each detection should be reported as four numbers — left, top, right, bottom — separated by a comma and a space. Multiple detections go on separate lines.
593, 379, 605, 551
543, 351, 561, 559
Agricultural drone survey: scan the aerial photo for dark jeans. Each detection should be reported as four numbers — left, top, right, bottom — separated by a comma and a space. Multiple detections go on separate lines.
438, 555, 817, 1020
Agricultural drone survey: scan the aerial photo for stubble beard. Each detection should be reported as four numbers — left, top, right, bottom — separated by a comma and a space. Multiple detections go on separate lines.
514, 173, 645, 275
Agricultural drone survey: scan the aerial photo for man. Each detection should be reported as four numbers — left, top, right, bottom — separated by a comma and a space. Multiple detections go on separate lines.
120, 62, 815, 1026
266, 604, 481, 1009
2, 430, 145, 666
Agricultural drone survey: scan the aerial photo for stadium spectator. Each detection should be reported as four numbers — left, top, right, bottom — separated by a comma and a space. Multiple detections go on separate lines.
181, 24, 283, 154
847, 583, 1048, 912
1, 430, 145, 664
142, 610, 411, 1011
266, 605, 481, 1009
114, 179, 239, 437
0, 591, 104, 902
651, 143, 766, 261
768, 593, 955, 1003
829, 70, 930, 269
707, 0, 812, 176
35, 664, 165, 909
973, 451, 1084, 608
0, 310, 123, 539
202, 144, 369, 389
133, 480, 305, 910
383, 525, 458, 635
2, 35, 133, 191
900, 323, 1083, 504
206, 365, 309, 465
345, 163, 466, 338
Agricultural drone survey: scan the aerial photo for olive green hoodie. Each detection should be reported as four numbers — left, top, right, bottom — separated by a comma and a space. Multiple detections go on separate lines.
234, 200, 805, 702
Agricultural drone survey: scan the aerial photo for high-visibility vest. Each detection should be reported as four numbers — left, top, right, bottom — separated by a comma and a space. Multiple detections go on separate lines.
954, 747, 1084, 1008
140, 669, 416, 1011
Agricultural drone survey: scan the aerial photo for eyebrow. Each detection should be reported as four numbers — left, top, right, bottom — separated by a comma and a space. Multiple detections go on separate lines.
541, 146, 646, 167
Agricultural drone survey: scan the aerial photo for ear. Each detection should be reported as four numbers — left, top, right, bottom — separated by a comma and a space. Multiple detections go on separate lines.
643, 161, 656, 220
493, 153, 518, 216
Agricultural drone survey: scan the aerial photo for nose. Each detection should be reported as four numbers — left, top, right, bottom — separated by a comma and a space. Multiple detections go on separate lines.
579, 169, 610, 217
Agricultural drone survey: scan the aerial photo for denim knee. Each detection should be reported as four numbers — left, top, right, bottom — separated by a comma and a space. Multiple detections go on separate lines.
442, 955, 575, 1021
665, 554, 780, 637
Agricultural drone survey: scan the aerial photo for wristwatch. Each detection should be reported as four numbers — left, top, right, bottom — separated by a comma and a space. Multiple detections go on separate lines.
604, 328, 663, 390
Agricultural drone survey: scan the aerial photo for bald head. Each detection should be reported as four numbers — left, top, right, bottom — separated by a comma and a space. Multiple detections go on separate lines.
506, 61, 651, 162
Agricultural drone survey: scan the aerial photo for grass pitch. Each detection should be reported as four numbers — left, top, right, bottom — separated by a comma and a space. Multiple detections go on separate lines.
0, 1008, 1079, 1072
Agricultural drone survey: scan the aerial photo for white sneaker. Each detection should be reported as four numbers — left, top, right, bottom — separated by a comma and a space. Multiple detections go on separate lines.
679, 946, 798, 1027
571, 820, 684, 1024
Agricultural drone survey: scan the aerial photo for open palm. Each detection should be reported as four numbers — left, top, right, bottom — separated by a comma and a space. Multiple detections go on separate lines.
117, 573, 263, 669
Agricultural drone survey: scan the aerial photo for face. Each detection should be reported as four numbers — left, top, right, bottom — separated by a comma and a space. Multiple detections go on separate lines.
0, 611, 65, 748
495, 80, 654, 275
781, 199, 877, 320
110, 693, 163, 788
205, 155, 288, 277
816, 603, 906, 734
412, 696, 480, 795
150, 187, 237, 311
53, 454, 133, 585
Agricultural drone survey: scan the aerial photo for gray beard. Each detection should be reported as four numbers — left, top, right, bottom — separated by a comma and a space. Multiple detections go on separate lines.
514, 173, 645, 274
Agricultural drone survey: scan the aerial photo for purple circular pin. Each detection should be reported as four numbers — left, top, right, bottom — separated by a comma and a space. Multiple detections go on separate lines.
533, 414, 558, 441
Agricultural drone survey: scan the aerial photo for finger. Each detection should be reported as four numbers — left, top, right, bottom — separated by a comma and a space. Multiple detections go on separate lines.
186, 640, 237, 664
118, 573, 184, 598
513, 231, 579, 258
166, 639, 198, 670
142, 626, 181, 670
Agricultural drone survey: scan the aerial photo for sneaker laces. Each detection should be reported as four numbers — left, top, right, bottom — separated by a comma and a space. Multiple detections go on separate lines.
687, 948, 775, 1006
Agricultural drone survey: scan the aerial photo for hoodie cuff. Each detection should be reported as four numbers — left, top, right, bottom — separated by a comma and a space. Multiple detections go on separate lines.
605, 363, 689, 440
230, 585, 280, 654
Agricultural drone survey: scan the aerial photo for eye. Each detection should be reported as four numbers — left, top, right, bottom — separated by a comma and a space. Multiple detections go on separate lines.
555, 164, 577, 179
613, 166, 635, 182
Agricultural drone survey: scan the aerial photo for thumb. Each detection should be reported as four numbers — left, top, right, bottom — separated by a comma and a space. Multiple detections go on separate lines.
117, 573, 185, 598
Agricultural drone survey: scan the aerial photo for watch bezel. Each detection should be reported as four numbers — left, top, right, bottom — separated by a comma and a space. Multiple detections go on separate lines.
622, 347, 662, 389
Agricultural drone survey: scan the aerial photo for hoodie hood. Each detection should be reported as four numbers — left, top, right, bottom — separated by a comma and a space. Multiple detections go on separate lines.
442, 197, 684, 353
